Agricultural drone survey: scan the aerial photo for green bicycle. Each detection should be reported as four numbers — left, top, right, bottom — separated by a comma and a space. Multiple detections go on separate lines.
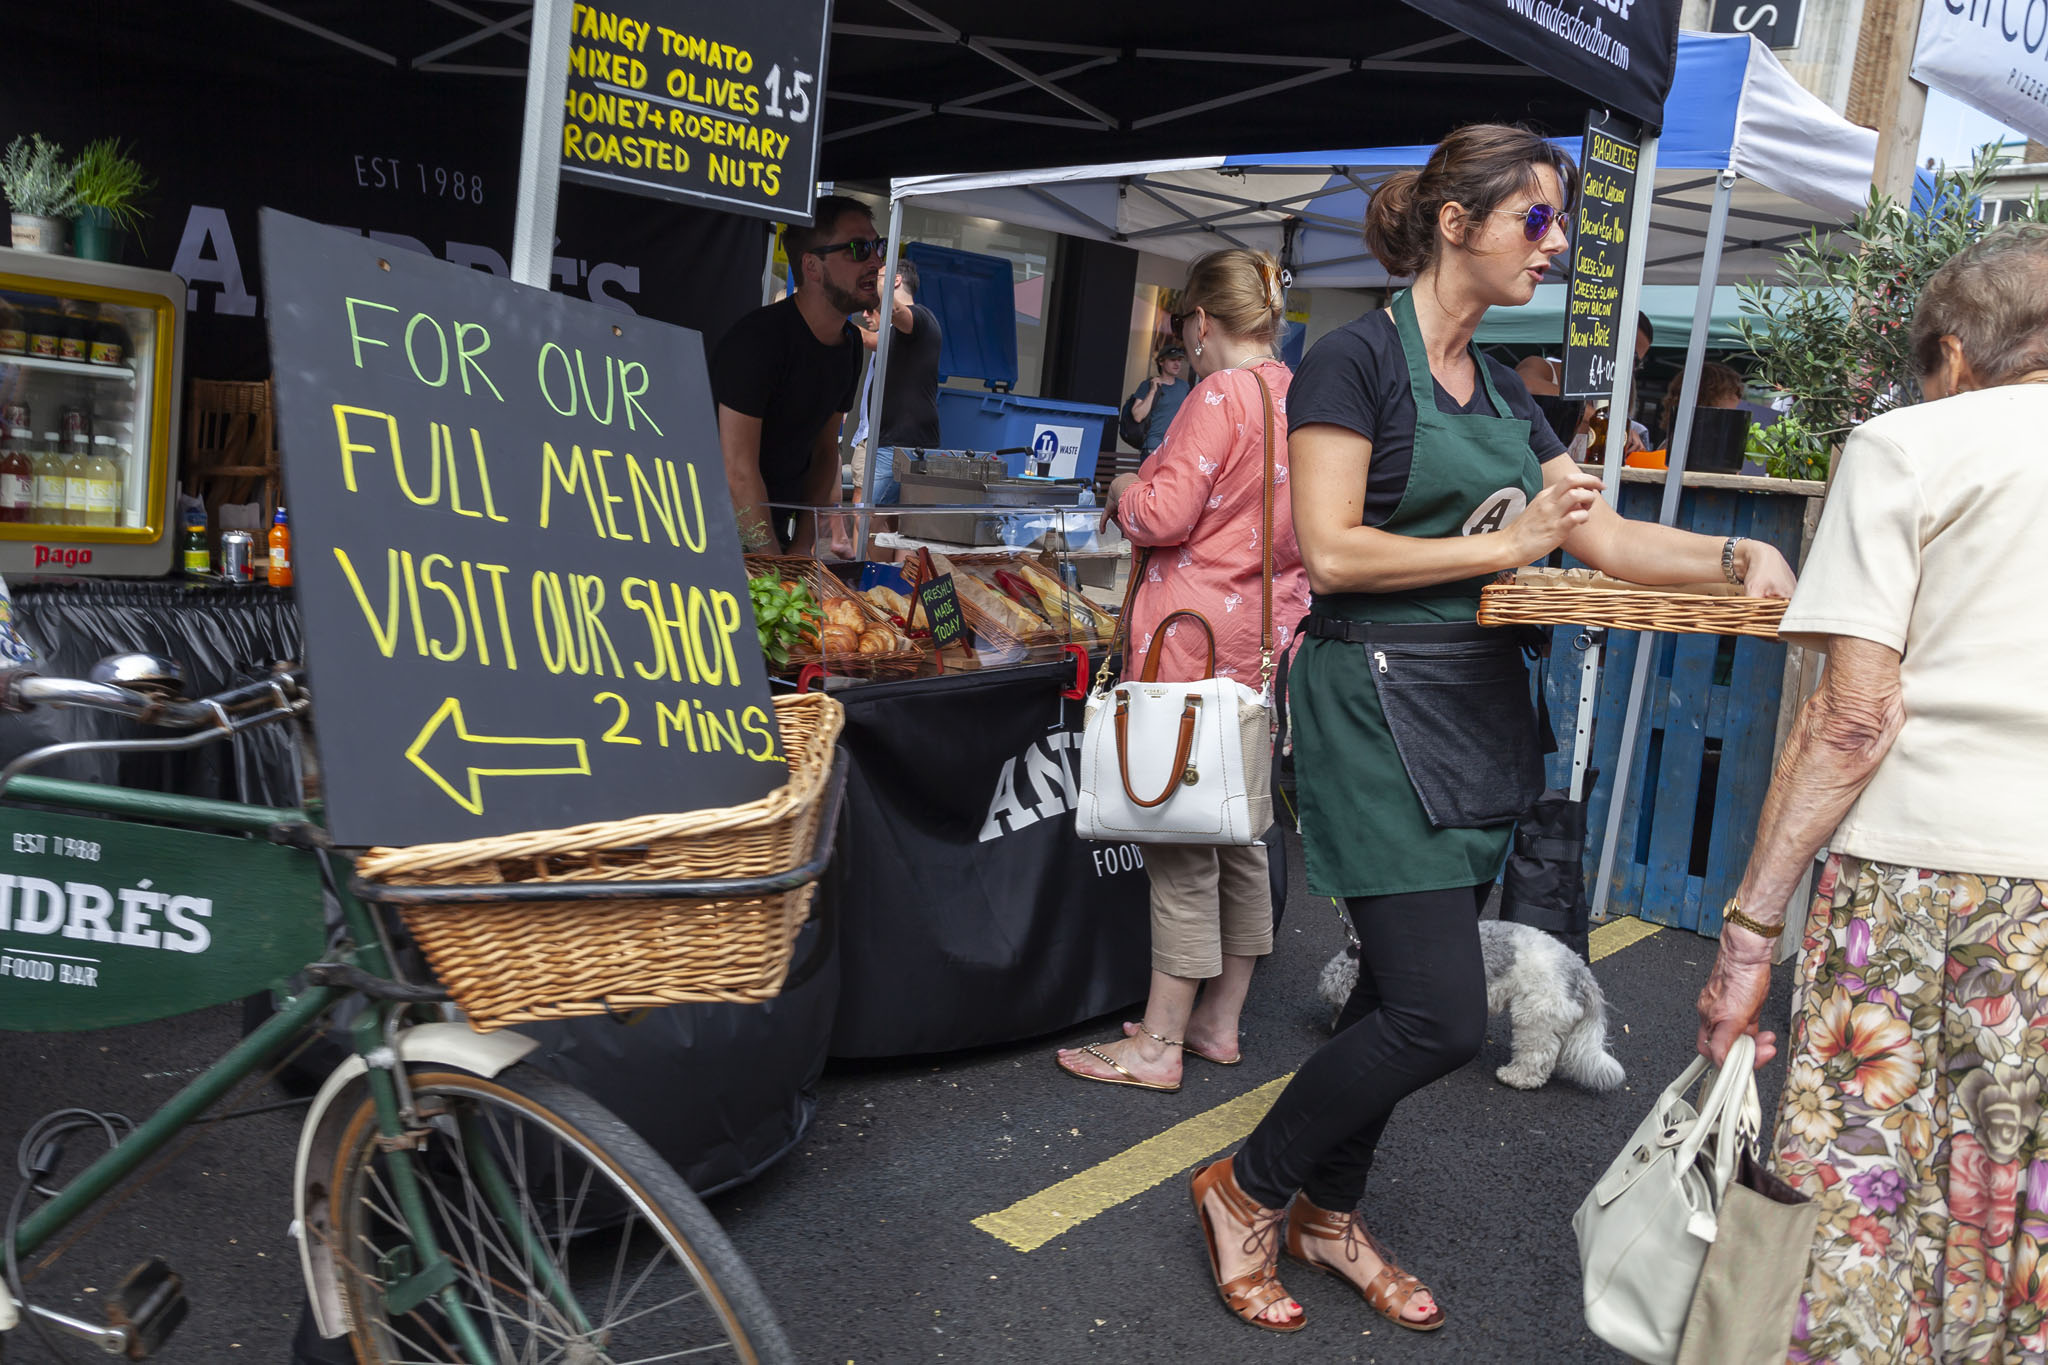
0, 652, 835, 1363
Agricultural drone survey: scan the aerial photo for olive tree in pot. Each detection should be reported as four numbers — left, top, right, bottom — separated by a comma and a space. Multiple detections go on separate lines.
0, 135, 80, 253
72, 139, 154, 263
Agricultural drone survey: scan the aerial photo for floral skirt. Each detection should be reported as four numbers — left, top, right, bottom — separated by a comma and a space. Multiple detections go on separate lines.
1777, 855, 2048, 1364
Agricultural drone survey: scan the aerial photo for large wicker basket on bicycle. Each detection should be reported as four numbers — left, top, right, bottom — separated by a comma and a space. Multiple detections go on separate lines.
354, 692, 843, 1031
1477, 567, 1786, 639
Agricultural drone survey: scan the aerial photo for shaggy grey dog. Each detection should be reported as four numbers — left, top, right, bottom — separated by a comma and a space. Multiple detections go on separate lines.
1316, 920, 1625, 1091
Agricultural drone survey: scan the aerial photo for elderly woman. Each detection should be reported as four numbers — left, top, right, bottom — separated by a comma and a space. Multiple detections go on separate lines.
1697, 222, 2048, 1362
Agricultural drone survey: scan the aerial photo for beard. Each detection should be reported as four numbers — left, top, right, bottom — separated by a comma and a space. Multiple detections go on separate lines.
823, 275, 880, 314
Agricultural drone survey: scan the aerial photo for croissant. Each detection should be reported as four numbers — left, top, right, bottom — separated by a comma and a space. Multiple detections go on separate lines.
819, 625, 860, 654
858, 629, 896, 654
824, 599, 866, 632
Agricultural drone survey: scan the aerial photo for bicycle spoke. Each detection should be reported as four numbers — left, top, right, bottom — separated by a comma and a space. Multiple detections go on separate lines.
600, 1288, 710, 1334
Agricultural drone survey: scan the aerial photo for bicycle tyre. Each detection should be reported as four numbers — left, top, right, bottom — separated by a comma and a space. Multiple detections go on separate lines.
323, 1062, 793, 1365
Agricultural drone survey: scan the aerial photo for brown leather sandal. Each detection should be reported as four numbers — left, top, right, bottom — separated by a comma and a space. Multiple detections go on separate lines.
1188, 1157, 1305, 1333
1284, 1198, 1445, 1332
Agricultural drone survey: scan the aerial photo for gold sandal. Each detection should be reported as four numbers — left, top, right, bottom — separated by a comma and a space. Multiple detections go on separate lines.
1189, 1157, 1305, 1333
1055, 1036, 1181, 1092
1285, 1197, 1445, 1331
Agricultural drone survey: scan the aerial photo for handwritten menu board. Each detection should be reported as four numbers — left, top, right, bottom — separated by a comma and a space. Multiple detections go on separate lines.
559, 0, 830, 224
1561, 111, 1644, 402
261, 210, 782, 848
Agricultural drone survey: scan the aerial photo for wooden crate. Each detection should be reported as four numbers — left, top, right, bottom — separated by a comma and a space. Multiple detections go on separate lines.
184, 378, 280, 530
1535, 477, 1818, 936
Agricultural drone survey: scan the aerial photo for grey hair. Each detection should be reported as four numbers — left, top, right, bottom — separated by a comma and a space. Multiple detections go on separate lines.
1911, 221, 2048, 383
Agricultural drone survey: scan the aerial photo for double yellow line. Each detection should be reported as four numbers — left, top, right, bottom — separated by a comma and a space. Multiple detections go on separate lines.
973, 916, 1659, 1253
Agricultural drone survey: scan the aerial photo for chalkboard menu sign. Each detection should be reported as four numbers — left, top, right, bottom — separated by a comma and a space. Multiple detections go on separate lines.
261, 210, 783, 848
560, 0, 830, 224
916, 575, 965, 649
1561, 111, 1644, 402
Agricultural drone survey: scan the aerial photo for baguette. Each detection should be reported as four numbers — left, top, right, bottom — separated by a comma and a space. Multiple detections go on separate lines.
953, 571, 1049, 636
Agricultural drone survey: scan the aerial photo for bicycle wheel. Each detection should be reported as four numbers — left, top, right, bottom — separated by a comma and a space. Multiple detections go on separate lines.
324, 1063, 793, 1365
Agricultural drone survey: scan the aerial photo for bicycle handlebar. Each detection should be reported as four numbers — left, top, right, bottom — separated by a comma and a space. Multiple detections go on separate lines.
0, 666, 306, 730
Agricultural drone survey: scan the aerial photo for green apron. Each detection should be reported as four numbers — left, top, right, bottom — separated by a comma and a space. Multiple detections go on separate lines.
1294, 290, 1546, 899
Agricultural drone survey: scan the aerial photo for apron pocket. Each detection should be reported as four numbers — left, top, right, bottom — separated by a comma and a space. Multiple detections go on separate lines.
1368, 636, 1545, 828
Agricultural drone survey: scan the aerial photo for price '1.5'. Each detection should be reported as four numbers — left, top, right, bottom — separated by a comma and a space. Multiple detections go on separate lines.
760, 66, 814, 124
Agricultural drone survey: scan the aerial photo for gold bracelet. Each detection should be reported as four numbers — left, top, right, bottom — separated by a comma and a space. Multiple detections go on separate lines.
1721, 896, 1783, 939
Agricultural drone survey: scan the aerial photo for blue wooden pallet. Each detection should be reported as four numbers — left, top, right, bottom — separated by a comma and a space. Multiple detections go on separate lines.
1536, 480, 1808, 935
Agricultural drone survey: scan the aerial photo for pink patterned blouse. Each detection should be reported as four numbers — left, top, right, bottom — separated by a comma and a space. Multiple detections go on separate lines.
1114, 358, 1310, 687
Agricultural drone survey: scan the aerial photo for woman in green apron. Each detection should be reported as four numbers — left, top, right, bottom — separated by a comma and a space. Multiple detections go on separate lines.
1185, 125, 1797, 1334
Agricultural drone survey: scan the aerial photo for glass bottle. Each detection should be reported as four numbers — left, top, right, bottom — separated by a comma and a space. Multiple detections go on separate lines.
0, 430, 32, 523
267, 506, 293, 587
83, 435, 120, 528
182, 510, 211, 579
33, 433, 69, 524
63, 434, 93, 527
1585, 403, 1611, 466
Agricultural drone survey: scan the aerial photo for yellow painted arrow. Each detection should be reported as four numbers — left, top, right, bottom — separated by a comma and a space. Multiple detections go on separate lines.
404, 697, 591, 815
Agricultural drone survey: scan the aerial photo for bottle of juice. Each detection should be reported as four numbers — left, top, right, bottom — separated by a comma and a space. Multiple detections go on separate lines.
34, 433, 69, 524
267, 506, 293, 587
0, 430, 32, 523
182, 510, 211, 578
63, 436, 93, 527
83, 436, 120, 528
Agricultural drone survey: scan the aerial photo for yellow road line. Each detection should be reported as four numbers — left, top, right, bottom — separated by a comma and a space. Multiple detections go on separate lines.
1590, 915, 1660, 960
972, 1075, 1294, 1253
974, 915, 1660, 1253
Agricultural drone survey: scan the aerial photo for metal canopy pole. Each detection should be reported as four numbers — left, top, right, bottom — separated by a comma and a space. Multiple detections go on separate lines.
1588, 169, 1737, 922
509, 0, 572, 288
1570, 130, 1660, 802
855, 195, 908, 551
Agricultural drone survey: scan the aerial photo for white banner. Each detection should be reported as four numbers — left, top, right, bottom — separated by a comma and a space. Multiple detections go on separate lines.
1912, 0, 2048, 147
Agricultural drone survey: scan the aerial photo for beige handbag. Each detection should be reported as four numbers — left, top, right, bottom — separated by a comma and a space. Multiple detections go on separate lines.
1572, 1034, 1763, 1365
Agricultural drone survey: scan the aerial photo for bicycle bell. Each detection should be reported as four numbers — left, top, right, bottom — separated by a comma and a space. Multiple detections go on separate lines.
88, 651, 187, 697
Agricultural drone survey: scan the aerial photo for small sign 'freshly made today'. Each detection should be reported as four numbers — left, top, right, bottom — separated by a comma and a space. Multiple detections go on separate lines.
262, 209, 782, 848
1562, 111, 1644, 402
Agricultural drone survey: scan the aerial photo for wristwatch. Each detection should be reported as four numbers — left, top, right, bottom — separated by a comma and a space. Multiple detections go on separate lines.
1721, 895, 1782, 938
1721, 536, 1747, 585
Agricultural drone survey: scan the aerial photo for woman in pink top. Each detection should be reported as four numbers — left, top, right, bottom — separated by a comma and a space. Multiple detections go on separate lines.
1057, 249, 1310, 1095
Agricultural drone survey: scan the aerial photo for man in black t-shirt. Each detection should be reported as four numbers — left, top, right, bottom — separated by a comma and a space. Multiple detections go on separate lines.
709, 194, 881, 552
857, 258, 943, 503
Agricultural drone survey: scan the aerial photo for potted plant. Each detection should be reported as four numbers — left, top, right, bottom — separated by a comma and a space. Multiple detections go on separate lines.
71, 138, 153, 263
0, 135, 80, 253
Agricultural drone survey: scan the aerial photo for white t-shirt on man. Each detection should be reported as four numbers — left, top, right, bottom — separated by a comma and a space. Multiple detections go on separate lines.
1777, 383, 2048, 881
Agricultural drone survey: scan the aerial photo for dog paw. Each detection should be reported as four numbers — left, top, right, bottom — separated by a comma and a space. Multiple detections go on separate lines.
1495, 1065, 1549, 1090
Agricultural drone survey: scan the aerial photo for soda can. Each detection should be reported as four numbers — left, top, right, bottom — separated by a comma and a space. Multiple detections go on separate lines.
219, 529, 255, 584
1, 403, 29, 434
62, 408, 90, 443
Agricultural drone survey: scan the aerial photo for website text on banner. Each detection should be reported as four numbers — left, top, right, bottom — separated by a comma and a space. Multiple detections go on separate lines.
560, 0, 830, 223
1563, 110, 1644, 401
261, 209, 782, 849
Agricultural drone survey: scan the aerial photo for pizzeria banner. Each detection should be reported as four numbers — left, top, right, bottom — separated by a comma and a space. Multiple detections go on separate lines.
1912, 0, 2048, 148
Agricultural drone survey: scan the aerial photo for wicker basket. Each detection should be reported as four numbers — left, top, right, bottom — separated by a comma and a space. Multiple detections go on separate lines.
1477, 567, 1787, 639
746, 553, 929, 679
354, 692, 844, 1031
904, 551, 1077, 661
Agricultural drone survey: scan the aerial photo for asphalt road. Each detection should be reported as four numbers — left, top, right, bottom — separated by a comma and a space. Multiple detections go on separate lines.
1, 844, 1797, 1364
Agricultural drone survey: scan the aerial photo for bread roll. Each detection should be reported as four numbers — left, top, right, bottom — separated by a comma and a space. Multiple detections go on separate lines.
820, 625, 860, 654
865, 585, 911, 618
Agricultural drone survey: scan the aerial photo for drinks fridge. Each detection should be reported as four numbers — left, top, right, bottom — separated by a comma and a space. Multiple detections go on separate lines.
0, 248, 182, 575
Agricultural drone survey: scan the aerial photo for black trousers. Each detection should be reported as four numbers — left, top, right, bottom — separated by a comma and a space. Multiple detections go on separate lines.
1234, 882, 1488, 1211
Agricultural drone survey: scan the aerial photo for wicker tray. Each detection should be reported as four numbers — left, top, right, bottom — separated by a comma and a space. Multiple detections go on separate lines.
905, 551, 1083, 661
745, 553, 928, 679
1477, 567, 1787, 639
355, 692, 844, 1030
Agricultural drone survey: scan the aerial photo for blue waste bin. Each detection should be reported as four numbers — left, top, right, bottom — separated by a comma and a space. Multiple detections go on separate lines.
934, 389, 1116, 481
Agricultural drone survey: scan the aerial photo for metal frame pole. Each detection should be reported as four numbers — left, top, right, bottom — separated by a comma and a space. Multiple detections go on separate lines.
856, 194, 908, 551
510, 0, 572, 288
1570, 131, 1661, 800
1589, 169, 1737, 922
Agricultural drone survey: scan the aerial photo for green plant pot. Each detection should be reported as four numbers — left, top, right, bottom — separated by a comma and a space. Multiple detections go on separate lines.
72, 207, 126, 264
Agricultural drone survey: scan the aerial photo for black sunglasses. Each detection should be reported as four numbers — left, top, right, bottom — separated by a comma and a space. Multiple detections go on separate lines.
1487, 203, 1565, 242
1168, 308, 1199, 338
808, 236, 888, 263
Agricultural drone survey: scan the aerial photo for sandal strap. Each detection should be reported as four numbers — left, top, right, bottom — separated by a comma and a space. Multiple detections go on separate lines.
1080, 1044, 1135, 1082
1362, 1263, 1430, 1318
1219, 1266, 1292, 1320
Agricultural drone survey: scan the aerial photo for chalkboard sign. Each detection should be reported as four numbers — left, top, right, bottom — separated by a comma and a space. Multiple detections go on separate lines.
1561, 111, 1644, 402
261, 210, 783, 848
560, 0, 830, 224
1709, 0, 1804, 49
917, 574, 965, 649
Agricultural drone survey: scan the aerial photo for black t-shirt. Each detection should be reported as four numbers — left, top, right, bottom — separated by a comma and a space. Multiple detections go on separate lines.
1289, 310, 1567, 527
879, 303, 943, 449
708, 296, 861, 505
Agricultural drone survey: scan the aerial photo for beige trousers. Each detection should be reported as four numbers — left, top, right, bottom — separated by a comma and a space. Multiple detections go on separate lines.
1144, 841, 1274, 979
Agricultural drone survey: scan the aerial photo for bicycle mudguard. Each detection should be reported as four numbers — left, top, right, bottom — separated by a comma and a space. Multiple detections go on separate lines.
292, 1022, 538, 1341
0, 807, 324, 1031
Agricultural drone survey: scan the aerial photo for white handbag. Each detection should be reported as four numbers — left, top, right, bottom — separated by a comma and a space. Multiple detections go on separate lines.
1074, 371, 1278, 848
1572, 1034, 1763, 1365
